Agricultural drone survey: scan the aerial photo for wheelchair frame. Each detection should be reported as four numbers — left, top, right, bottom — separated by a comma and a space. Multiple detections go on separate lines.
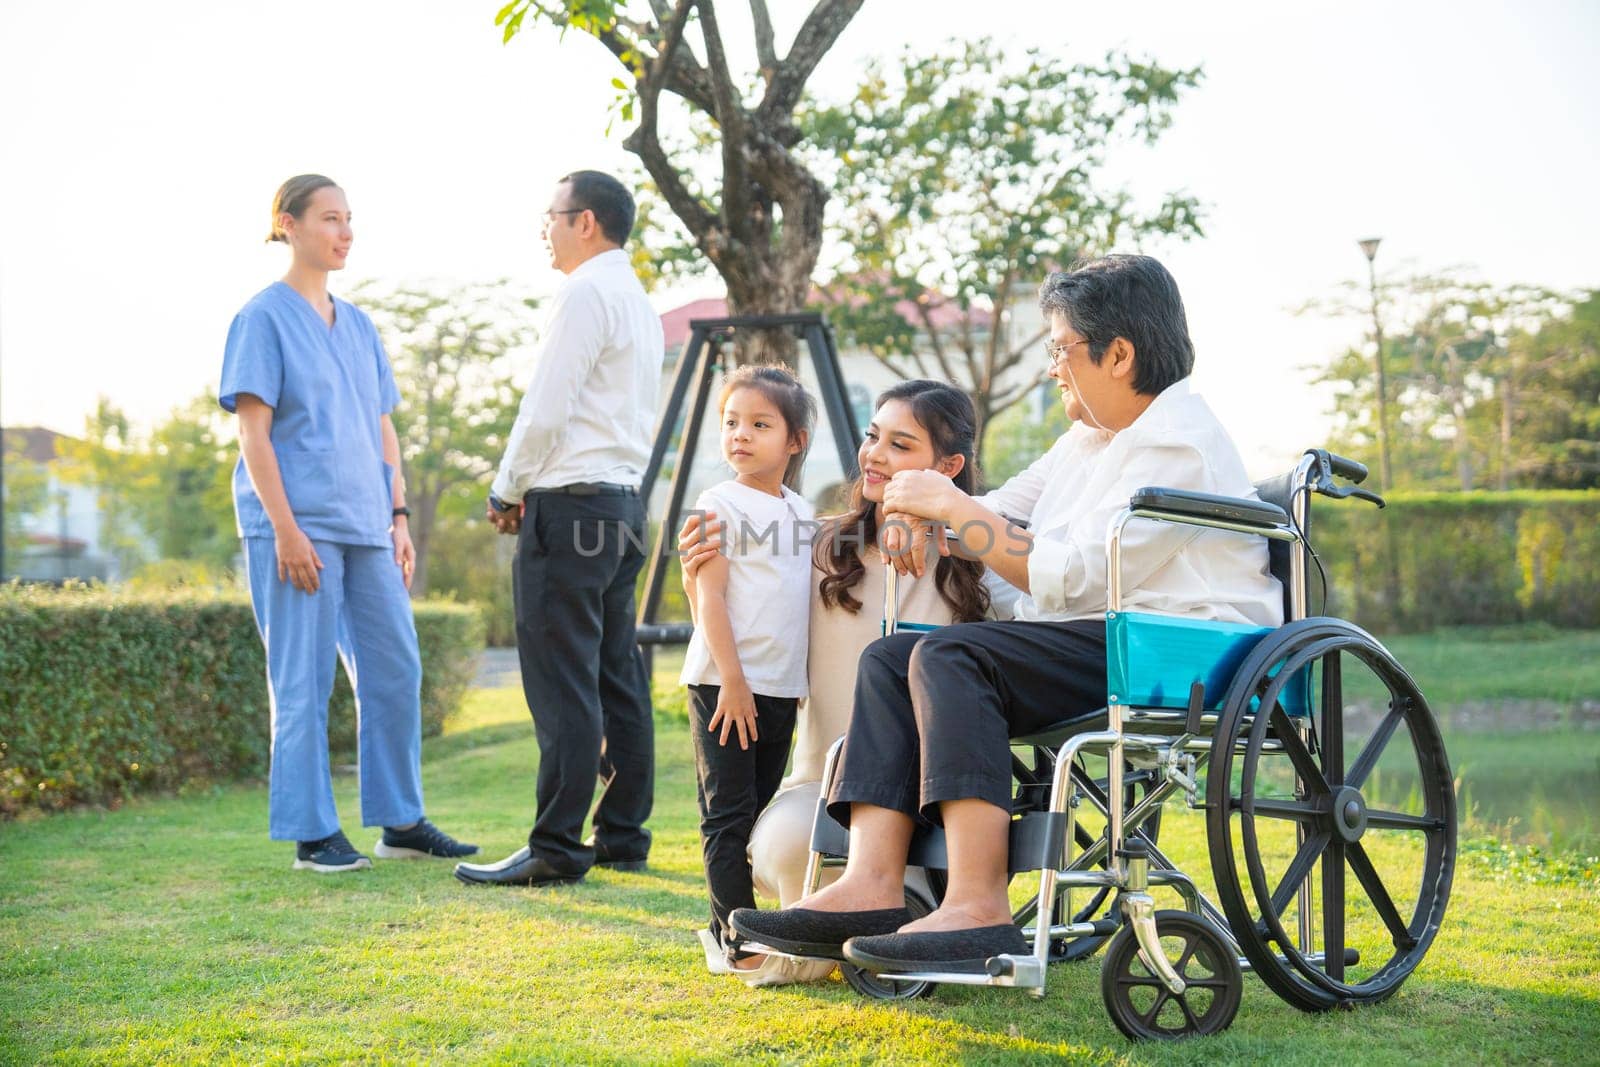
793, 448, 1457, 1037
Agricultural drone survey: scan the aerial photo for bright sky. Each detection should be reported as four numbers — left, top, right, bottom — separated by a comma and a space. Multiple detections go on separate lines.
2, 0, 1596, 475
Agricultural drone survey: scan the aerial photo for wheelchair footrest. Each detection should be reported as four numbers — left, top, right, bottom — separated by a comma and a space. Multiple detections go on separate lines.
872, 954, 1046, 990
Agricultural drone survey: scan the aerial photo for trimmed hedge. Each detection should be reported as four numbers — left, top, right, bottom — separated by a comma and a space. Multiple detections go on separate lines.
0, 586, 483, 815
1312, 491, 1600, 632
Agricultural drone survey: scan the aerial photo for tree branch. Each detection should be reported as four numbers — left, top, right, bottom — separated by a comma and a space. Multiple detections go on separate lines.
593, 13, 717, 115
758, 0, 864, 122
749, 0, 777, 76
695, 1, 753, 243
623, 0, 720, 244
914, 300, 958, 384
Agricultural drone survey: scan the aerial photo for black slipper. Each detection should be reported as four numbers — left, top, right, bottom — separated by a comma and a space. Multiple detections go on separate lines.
843, 924, 1030, 974
728, 906, 910, 961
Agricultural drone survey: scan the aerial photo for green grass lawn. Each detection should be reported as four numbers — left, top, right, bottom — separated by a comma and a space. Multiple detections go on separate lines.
2, 682, 1597, 1066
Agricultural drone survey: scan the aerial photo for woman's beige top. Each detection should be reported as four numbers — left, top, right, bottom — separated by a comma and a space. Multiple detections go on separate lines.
783, 546, 958, 787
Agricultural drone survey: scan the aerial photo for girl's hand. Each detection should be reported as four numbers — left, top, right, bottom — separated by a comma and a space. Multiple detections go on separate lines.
678, 510, 725, 584
392, 519, 416, 591
275, 526, 324, 593
706, 679, 759, 750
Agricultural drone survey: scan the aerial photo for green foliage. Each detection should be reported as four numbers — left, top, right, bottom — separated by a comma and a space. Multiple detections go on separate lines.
356, 281, 529, 597
1, 430, 51, 570
1312, 490, 1600, 631
53, 395, 238, 573
804, 39, 1203, 458
1307, 277, 1596, 491
1460, 838, 1600, 886
979, 393, 1070, 488
0, 585, 483, 815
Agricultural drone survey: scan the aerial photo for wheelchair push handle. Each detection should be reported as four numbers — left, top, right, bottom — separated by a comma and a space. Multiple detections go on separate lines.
1305, 449, 1385, 509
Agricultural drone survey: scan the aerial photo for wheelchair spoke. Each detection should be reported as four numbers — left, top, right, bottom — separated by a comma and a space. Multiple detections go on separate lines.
1140, 989, 1172, 1027
1176, 992, 1202, 1031
1175, 936, 1200, 973
1365, 808, 1442, 832
1320, 651, 1344, 786
1346, 705, 1405, 790
1321, 840, 1346, 982
1246, 797, 1319, 822
1271, 705, 1331, 796
1270, 829, 1331, 920
1347, 841, 1418, 949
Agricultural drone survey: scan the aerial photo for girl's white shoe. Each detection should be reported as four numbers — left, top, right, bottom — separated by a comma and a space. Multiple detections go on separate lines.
698, 927, 736, 976
733, 952, 837, 988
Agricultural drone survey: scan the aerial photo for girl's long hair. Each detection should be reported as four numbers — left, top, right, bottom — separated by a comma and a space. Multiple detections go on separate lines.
815, 380, 990, 622
718, 364, 816, 491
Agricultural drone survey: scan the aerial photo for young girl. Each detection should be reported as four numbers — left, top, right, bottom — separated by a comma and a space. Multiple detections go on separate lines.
680, 365, 817, 975
683, 380, 1015, 984
219, 174, 476, 871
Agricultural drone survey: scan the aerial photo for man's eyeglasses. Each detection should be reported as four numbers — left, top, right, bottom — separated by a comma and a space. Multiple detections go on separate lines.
1045, 338, 1093, 368
542, 208, 587, 223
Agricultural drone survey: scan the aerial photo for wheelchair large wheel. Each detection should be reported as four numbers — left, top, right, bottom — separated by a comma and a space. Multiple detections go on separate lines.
1206, 618, 1456, 1012
840, 885, 936, 1000
1100, 910, 1243, 1040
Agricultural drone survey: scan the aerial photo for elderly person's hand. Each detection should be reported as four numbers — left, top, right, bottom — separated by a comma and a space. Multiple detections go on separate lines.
881, 470, 963, 577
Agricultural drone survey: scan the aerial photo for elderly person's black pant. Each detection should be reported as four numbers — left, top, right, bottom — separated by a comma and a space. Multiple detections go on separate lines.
828, 621, 1107, 826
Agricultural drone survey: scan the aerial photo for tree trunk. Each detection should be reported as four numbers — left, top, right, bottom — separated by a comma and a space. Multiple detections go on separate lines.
408, 486, 443, 598
1499, 363, 1516, 491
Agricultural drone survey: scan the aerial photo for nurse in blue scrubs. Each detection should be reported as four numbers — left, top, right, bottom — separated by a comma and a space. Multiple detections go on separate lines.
219, 174, 477, 873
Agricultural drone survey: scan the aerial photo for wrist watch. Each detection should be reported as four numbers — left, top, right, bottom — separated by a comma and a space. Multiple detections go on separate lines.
488, 493, 516, 513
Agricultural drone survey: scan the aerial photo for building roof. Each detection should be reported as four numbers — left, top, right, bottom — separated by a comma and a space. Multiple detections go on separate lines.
659, 278, 995, 351
2, 426, 68, 464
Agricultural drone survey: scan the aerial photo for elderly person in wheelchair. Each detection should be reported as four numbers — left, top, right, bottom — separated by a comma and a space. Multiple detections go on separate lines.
730, 253, 1284, 975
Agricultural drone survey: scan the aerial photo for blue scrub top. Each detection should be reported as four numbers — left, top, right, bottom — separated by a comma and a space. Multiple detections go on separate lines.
218, 281, 401, 548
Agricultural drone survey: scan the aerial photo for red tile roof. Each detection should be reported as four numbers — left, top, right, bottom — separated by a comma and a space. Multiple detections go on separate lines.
659, 292, 992, 349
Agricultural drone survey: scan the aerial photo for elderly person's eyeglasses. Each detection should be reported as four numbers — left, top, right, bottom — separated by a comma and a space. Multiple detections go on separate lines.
1045, 338, 1093, 368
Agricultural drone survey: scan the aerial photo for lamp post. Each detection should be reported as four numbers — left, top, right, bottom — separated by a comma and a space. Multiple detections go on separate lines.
1358, 237, 1393, 489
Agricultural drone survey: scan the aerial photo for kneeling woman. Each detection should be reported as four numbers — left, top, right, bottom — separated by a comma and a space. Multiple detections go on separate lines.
219, 174, 476, 872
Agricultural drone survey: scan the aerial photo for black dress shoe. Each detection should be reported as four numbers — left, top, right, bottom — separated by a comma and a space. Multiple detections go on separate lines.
584, 835, 649, 872
453, 847, 585, 887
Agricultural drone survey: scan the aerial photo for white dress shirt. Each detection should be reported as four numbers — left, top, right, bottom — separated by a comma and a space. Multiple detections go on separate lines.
679, 480, 817, 699
492, 249, 664, 499
978, 378, 1283, 627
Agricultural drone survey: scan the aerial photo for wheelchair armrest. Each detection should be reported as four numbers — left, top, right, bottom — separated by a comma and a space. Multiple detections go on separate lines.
1129, 487, 1288, 529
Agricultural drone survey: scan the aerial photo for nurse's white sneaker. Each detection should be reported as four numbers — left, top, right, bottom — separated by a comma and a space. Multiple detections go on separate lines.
293, 829, 372, 873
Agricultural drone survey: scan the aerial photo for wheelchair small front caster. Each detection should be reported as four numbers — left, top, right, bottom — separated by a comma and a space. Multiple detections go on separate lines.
839, 887, 936, 1001
1100, 910, 1242, 1040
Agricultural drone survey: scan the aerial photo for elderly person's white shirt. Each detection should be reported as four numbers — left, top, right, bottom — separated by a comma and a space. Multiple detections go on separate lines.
979, 377, 1283, 628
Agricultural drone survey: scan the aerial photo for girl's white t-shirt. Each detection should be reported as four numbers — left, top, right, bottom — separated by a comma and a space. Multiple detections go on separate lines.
679, 480, 816, 699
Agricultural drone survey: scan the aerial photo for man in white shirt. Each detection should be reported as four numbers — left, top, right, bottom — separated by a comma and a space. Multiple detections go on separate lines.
731, 254, 1282, 970
455, 171, 665, 888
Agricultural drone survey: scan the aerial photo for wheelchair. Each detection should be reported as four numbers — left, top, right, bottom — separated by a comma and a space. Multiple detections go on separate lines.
792, 448, 1457, 1039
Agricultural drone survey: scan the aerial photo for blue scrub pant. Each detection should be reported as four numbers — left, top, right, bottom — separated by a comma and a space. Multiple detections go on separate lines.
244, 537, 426, 842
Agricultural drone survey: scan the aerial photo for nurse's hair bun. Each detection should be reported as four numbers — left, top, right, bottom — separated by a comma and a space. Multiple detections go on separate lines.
267, 174, 340, 243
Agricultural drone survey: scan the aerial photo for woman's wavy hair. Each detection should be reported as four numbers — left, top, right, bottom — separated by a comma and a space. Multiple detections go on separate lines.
815, 380, 990, 622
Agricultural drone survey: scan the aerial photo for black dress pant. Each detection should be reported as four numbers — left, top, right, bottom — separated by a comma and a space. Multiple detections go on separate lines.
688, 684, 798, 951
829, 620, 1108, 825
514, 489, 654, 872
